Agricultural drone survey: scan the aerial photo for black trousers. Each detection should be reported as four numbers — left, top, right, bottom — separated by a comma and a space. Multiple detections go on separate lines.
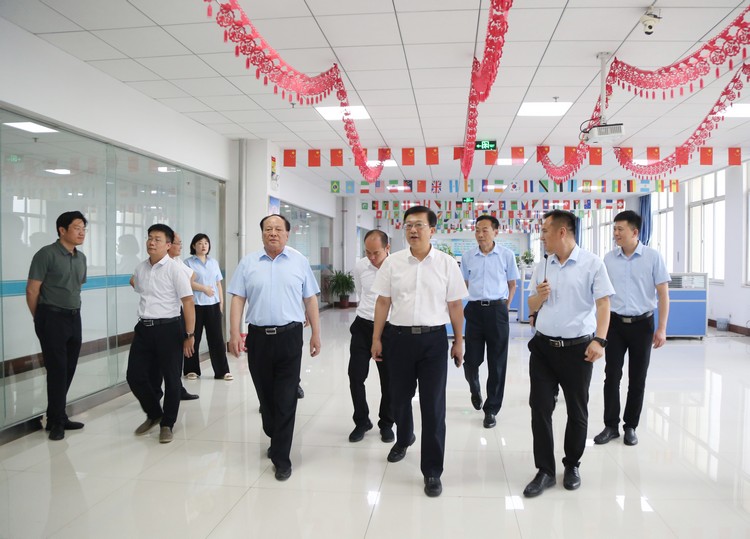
463, 301, 510, 414
126, 320, 183, 428
183, 303, 230, 378
603, 314, 655, 429
348, 317, 393, 429
34, 305, 82, 425
528, 334, 593, 475
386, 326, 448, 478
246, 324, 303, 472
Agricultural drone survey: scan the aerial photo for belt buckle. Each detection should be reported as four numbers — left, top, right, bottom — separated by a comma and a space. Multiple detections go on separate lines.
265, 327, 277, 335
141, 319, 154, 327
480, 300, 490, 306
550, 339, 564, 348
622, 316, 633, 324
412, 327, 422, 334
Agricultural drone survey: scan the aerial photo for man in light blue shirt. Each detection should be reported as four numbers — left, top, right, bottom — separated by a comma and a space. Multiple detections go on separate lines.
228, 214, 321, 481
524, 210, 614, 498
461, 215, 520, 429
594, 210, 670, 447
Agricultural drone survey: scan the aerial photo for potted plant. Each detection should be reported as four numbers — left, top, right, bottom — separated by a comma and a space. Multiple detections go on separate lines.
520, 250, 535, 267
328, 270, 356, 308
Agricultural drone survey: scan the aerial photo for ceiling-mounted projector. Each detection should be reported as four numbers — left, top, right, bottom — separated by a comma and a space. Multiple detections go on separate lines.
581, 123, 625, 145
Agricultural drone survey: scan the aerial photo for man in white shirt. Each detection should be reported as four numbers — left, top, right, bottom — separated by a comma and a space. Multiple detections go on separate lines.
127, 224, 195, 444
371, 206, 468, 498
348, 230, 393, 443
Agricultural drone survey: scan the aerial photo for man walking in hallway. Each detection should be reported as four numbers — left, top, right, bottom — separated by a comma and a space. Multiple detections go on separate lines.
26, 211, 88, 441
594, 210, 670, 447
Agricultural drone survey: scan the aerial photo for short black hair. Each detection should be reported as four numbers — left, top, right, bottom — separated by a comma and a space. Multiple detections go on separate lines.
613, 210, 641, 232
364, 229, 389, 248
189, 233, 211, 255
260, 214, 291, 232
543, 209, 576, 236
476, 215, 499, 230
147, 223, 175, 243
56, 211, 87, 237
404, 205, 437, 227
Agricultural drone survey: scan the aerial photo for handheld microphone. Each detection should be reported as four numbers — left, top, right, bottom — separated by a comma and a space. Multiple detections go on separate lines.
543, 253, 549, 282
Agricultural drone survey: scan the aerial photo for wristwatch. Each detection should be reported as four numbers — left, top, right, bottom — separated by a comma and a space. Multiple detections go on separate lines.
185, 332, 195, 339
593, 337, 608, 348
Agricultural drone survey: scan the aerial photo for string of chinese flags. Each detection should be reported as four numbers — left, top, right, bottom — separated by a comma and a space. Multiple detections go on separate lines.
207, 0, 383, 181
541, 5, 750, 183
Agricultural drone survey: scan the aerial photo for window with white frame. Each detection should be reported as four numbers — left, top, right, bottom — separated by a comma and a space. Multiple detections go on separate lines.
596, 208, 615, 257
688, 170, 725, 280
650, 190, 675, 272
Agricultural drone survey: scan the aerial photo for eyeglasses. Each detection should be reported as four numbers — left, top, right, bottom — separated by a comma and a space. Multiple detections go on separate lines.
404, 222, 429, 230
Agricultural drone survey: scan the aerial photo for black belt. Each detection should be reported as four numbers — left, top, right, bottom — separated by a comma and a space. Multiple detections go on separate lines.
355, 316, 374, 326
612, 311, 653, 324
139, 316, 181, 327
391, 325, 444, 335
468, 299, 506, 306
40, 304, 79, 315
248, 322, 302, 335
536, 332, 594, 348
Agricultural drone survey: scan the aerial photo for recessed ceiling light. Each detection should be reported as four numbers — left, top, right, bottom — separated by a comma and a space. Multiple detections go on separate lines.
366, 159, 397, 167
517, 102, 573, 117
495, 158, 528, 166
723, 103, 750, 117
4, 122, 58, 133
315, 106, 370, 121
157, 166, 180, 173
45, 168, 71, 175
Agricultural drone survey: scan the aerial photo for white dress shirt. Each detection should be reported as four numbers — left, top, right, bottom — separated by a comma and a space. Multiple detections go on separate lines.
354, 256, 381, 321
133, 254, 193, 319
371, 247, 468, 326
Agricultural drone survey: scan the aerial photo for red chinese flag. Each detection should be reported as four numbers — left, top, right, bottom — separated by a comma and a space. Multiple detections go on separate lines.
426, 147, 439, 165
453, 146, 464, 160
511, 146, 525, 165
417, 180, 427, 193
675, 146, 690, 165
536, 146, 550, 162
728, 147, 742, 165
700, 146, 713, 165
402, 148, 415, 166
485, 149, 498, 165
378, 148, 391, 161
589, 147, 602, 165
330, 148, 343, 167
283, 149, 296, 167
308, 149, 321, 167
620, 147, 633, 161
564, 146, 577, 165
647, 147, 660, 164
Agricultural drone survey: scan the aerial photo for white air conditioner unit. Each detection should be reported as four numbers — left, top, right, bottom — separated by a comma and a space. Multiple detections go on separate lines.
582, 123, 625, 145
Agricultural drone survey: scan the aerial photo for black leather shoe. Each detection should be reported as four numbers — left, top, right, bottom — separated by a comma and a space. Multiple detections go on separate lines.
348, 422, 373, 442
180, 388, 199, 400
48, 424, 65, 441
297, 385, 305, 399
266, 447, 271, 459
274, 467, 292, 481
424, 477, 442, 497
470, 392, 483, 410
593, 426, 620, 445
523, 471, 556, 498
483, 412, 497, 429
387, 434, 416, 463
623, 427, 638, 446
46, 420, 84, 431
563, 466, 581, 490
380, 427, 395, 443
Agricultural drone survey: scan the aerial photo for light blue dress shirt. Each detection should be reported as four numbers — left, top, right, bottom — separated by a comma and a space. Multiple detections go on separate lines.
184, 255, 222, 306
604, 242, 671, 316
227, 246, 320, 326
529, 245, 615, 338
461, 243, 520, 301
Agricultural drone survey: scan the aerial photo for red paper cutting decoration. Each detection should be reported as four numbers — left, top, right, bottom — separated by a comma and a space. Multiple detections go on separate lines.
675, 147, 690, 165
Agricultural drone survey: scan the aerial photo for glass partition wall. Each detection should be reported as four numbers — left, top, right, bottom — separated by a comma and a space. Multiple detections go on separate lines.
0, 108, 224, 430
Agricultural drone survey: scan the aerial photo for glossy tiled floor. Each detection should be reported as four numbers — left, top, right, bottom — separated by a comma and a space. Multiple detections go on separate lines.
1, 308, 750, 538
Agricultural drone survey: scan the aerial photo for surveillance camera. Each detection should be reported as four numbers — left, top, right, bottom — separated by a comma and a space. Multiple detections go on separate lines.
640, 10, 661, 36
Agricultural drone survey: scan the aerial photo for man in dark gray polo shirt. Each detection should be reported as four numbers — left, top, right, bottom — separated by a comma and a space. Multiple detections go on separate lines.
26, 211, 88, 441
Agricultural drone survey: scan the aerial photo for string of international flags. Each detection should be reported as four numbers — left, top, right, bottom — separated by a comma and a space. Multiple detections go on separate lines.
330, 178, 680, 195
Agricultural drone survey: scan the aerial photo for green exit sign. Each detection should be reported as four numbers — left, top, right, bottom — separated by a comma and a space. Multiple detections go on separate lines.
5, 154, 22, 163
474, 140, 497, 150
462, 197, 474, 203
